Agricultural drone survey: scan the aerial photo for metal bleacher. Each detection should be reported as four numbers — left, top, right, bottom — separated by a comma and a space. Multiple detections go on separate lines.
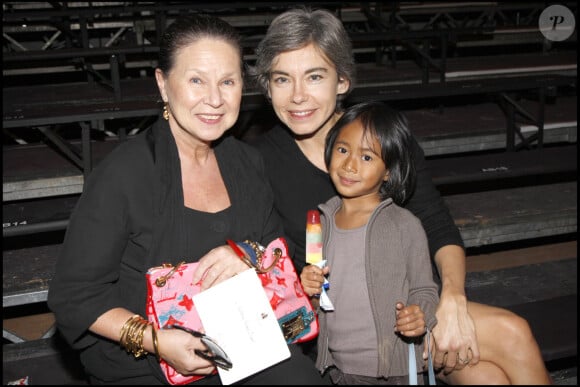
2, 1, 577, 384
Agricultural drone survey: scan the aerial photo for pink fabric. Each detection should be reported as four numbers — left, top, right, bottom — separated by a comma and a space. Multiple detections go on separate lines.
258, 237, 319, 344
146, 237, 318, 385
146, 261, 206, 385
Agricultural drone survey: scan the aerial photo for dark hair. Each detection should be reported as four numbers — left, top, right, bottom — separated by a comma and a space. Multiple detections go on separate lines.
157, 13, 243, 75
324, 101, 416, 204
251, 7, 355, 111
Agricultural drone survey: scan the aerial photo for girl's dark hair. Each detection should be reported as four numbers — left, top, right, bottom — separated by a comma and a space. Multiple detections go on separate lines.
157, 13, 243, 75
324, 101, 416, 204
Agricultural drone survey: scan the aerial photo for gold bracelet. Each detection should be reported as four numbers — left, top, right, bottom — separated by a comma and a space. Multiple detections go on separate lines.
136, 322, 149, 358
125, 317, 142, 354
119, 315, 139, 350
151, 326, 160, 362
122, 316, 138, 355
119, 315, 150, 358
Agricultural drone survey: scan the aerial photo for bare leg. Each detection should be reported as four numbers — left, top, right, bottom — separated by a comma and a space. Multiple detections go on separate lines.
437, 301, 551, 385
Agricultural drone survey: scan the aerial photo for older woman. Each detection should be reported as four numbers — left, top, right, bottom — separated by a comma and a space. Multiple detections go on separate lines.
48, 13, 326, 385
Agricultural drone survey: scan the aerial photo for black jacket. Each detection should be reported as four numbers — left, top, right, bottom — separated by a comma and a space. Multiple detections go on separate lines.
48, 118, 283, 383
249, 124, 464, 276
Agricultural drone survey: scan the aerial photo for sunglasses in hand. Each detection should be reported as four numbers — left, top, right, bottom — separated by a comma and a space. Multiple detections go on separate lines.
168, 324, 233, 370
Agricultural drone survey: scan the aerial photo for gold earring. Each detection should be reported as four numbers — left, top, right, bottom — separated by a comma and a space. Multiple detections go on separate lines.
163, 103, 170, 121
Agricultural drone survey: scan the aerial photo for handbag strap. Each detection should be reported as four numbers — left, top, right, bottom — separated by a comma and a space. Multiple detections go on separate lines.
234, 240, 284, 274
426, 327, 436, 385
408, 327, 436, 385
408, 343, 418, 385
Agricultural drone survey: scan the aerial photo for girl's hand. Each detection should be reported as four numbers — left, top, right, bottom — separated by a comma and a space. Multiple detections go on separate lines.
299, 264, 330, 297
395, 302, 426, 337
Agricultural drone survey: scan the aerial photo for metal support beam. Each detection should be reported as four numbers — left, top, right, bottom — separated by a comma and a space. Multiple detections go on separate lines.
37, 126, 83, 170
499, 89, 547, 150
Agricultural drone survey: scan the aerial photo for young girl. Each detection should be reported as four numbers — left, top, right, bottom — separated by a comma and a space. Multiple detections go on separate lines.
300, 101, 439, 384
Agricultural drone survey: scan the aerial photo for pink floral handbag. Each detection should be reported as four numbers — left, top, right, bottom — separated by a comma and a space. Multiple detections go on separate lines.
146, 261, 206, 385
145, 237, 318, 385
254, 237, 319, 344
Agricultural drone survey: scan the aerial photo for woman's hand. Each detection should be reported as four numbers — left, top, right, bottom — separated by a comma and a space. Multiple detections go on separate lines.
429, 291, 479, 374
299, 264, 329, 297
193, 244, 251, 290
395, 302, 426, 337
157, 327, 215, 376
428, 245, 479, 374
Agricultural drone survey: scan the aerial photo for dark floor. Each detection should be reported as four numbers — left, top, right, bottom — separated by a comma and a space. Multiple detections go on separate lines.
3, 342, 577, 385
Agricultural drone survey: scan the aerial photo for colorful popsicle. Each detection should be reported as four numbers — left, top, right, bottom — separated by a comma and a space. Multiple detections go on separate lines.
306, 210, 323, 264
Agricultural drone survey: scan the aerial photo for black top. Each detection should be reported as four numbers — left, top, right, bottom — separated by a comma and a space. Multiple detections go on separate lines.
249, 124, 464, 275
47, 118, 283, 383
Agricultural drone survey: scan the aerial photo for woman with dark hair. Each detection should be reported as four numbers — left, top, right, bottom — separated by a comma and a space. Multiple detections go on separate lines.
48, 13, 327, 385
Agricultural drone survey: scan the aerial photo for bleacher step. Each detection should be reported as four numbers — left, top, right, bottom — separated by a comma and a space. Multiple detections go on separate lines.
445, 181, 577, 248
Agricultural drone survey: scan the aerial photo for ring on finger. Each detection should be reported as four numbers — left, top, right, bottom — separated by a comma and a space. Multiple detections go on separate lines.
457, 354, 469, 364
